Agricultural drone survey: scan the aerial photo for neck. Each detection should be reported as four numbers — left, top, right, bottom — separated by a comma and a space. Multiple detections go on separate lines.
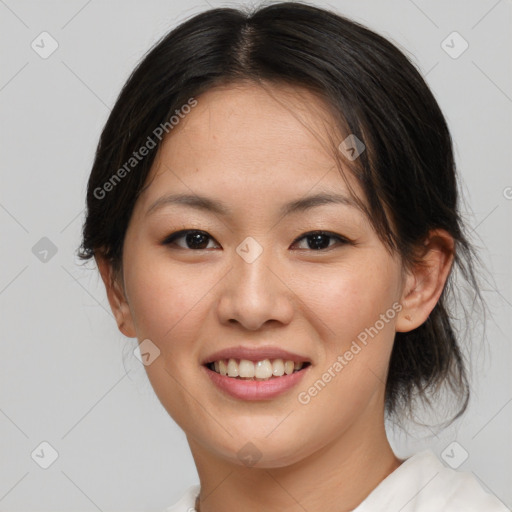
187, 412, 401, 512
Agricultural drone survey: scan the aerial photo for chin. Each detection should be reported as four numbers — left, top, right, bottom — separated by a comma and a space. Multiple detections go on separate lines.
206, 431, 313, 469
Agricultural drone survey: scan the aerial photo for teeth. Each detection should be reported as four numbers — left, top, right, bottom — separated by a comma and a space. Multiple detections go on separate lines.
255, 359, 273, 379
208, 358, 307, 380
272, 359, 284, 376
239, 359, 255, 378
227, 358, 239, 377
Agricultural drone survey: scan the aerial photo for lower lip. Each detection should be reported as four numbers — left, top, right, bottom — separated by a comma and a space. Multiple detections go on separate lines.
202, 364, 310, 401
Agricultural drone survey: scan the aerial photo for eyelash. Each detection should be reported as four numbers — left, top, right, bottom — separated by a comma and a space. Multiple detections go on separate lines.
161, 229, 351, 251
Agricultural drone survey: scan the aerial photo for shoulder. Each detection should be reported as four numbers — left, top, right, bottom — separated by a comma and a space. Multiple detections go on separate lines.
163, 484, 200, 512
354, 450, 509, 512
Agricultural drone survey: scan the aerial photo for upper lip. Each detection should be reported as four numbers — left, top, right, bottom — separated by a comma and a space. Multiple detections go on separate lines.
202, 345, 311, 365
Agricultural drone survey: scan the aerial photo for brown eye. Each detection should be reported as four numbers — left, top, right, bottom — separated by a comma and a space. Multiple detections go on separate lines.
162, 230, 219, 250
292, 231, 350, 250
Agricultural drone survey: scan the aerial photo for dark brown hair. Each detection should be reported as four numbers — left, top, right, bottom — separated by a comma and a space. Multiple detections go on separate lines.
78, 1, 483, 426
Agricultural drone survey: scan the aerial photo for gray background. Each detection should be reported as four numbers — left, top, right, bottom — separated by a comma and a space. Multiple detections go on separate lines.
1, 0, 511, 510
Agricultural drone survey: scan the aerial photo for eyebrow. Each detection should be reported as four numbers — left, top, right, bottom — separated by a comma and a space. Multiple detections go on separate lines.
145, 192, 360, 218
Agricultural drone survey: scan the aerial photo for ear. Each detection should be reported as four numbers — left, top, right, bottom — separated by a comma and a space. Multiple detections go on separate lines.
395, 229, 455, 332
95, 255, 137, 338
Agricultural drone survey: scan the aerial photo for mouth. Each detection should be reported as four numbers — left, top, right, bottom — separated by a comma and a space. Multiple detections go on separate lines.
204, 358, 312, 381
202, 357, 312, 401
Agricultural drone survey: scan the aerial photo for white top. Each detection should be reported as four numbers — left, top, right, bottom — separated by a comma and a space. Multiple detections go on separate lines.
163, 450, 509, 511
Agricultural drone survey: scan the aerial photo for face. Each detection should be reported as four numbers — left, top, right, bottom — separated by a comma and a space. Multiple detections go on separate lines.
109, 83, 411, 467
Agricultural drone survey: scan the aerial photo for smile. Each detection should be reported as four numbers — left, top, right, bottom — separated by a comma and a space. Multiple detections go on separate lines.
206, 358, 310, 380
202, 359, 311, 401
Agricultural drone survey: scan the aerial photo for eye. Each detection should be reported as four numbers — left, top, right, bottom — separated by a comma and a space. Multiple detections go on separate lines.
162, 229, 350, 251
291, 231, 350, 251
162, 230, 220, 250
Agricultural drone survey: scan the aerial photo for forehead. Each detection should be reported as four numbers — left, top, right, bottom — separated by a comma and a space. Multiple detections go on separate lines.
137, 82, 366, 215
172, 81, 337, 144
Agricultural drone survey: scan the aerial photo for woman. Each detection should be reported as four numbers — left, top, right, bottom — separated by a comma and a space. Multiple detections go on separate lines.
78, 2, 508, 511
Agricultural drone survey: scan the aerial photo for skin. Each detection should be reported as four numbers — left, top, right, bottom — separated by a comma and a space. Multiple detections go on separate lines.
97, 82, 454, 512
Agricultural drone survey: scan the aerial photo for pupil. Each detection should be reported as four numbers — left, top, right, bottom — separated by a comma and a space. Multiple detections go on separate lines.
187, 231, 208, 249
308, 234, 329, 250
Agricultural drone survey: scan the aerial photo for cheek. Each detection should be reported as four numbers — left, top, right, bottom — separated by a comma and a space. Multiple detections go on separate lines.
122, 249, 211, 350
290, 251, 401, 407
122, 252, 216, 429
292, 253, 401, 342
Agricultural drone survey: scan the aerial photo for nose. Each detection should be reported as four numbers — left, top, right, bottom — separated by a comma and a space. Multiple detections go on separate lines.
215, 240, 294, 331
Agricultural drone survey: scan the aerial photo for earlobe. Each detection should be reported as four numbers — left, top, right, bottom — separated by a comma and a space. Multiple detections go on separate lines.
395, 229, 455, 333
95, 255, 137, 338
